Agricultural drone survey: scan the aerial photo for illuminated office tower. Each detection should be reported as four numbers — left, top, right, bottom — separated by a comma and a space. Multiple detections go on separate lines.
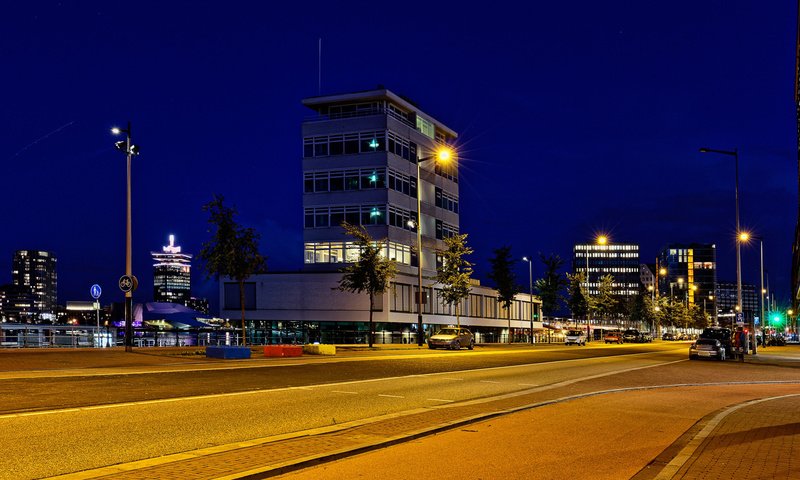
152, 235, 192, 304
12, 250, 57, 322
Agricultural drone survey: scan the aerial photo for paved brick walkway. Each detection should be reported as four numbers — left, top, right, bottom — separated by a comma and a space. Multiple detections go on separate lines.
674, 395, 800, 480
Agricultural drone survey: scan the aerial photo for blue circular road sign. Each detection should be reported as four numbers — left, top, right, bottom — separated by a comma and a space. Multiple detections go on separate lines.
90, 284, 102, 299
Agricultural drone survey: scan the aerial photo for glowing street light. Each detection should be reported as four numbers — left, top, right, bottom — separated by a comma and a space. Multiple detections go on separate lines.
522, 256, 534, 344
738, 231, 763, 354
413, 147, 454, 346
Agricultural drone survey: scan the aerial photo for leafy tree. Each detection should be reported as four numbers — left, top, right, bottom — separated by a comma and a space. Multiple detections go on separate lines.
199, 194, 266, 346
591, 274, 617, 321
435, 234, 474, 327
534, 253, 567, 317
566, 272, 588, 323
628, 293, 649, 330
337, 222, 397, 347
488, 246, 520, 342
690, 304, 710, 330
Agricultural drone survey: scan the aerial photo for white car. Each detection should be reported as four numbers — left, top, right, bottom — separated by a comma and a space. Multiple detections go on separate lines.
565, 329, 587, 346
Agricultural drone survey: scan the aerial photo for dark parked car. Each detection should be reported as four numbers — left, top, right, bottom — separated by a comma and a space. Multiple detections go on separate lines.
662, 332, 676, 341
623, 329, 651, 343
695, 327, 733, 358
689, 337, 728, 361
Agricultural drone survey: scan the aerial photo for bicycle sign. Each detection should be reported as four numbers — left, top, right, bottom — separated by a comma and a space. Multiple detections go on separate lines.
119, 275, 134, 293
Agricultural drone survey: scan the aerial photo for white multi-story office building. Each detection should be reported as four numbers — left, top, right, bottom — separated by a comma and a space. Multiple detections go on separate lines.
220, 88, 541, 344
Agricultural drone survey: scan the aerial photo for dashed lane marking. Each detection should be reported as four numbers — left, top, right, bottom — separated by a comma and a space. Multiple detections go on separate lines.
378, 394, 405, 399
0, 353, 681, 420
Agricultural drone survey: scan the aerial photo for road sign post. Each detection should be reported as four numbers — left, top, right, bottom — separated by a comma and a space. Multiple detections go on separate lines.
91, 284, 102, 347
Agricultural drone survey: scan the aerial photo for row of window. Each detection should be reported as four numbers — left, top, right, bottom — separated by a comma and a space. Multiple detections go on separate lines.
303, 131, 386, 158
390, 283, 536, 320
578, 252, 640, 258
436, 219, 459, 240
434, 187, 459, 214
304, 205, 386, 229
303, 130, 422, 165
303, 168, 460, 214
576, 245, 639, 251
304, 203, 460, 238
304, 241, 414, 265
304, 168, 386, 193
303, 167, 425, 201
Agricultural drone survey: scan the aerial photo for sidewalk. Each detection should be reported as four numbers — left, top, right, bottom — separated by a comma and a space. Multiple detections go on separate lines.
665, 394, 800, 479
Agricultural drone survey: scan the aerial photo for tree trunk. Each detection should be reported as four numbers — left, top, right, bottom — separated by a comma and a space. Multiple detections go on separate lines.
368, 293, 374, 348
239, 280, 247, 346
456, 302, 460, 328
507, 307, 512, 344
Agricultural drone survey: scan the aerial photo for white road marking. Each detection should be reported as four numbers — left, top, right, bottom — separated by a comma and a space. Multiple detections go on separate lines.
480, 380, 501, 384
331, 391, 358, 395
378, 394, 405, 399
517, 383, 539, 387
439, 377, 463, 381
427, 398, 454, 403
0, 353, 685, 420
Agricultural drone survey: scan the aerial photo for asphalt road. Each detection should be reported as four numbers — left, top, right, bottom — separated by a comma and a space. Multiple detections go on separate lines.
2, 343, 797, 479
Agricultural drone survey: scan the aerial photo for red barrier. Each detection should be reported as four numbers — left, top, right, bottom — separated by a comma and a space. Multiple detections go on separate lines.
263, 345, 303, 357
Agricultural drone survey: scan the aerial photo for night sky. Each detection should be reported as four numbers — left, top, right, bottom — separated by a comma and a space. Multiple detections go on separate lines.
2, 1, 796, 315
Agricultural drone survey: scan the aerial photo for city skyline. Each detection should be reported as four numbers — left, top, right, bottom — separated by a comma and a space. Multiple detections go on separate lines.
1, 2, 796, 314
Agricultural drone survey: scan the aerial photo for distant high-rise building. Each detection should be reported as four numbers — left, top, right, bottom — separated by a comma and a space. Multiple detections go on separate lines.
657, 244, 716, 317
152, 235, 192, 304
0, 284, 36, 323
12, 250, 57, 322
572, 240, 640, 298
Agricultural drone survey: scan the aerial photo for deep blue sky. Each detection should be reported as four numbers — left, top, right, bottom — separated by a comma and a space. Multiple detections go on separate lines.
1, 1, 796, 314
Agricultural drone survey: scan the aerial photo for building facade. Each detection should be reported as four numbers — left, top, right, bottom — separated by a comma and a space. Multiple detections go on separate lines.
0, 284, 36, 323
12, 250, 57, 322
657, 244, 717, 317
572, 241, 640, 298
220, 88, 542, 344
640, 264, 656, 294
301, 88, 460, 278
152, 235, 192, 305
716, 281, 758, 325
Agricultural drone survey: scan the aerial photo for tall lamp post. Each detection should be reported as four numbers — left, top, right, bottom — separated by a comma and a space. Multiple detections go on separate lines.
112, 123, 140, 352
738, 231, 761, 354
412, 147, 452, 347
522, 256, 534, 344
700, 147, 743, 329
584, 235, 607, 339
